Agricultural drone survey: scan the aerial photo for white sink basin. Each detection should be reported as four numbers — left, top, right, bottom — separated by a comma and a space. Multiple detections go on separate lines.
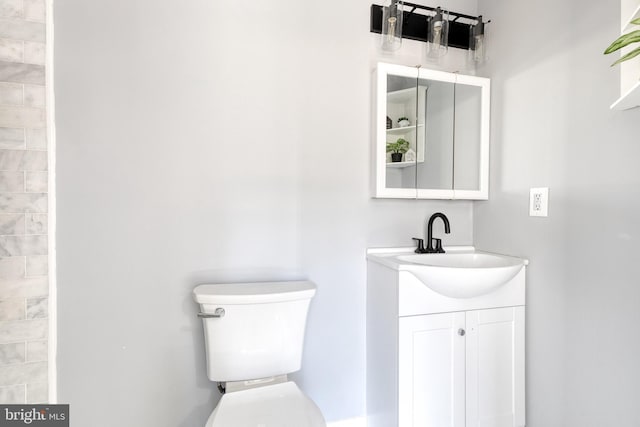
394, 252, 526, 298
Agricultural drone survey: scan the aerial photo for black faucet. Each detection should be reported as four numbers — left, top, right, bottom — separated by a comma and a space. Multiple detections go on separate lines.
426, 212, 450, 253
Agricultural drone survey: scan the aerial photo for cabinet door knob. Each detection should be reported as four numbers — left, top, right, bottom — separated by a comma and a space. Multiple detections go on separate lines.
458, 328, 466, 336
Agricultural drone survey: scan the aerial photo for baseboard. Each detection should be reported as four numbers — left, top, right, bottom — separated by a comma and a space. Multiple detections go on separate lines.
326, 416, 367, 427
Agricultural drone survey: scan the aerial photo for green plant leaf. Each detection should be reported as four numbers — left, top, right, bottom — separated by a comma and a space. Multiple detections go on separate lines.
631, 17, 640, 26
604, 30, 640, 54
611, 46, 640, 66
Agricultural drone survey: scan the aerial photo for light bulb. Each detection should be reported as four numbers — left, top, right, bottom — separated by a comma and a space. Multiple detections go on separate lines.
427, 7, 448, 58
469, 16, 487, 64
381, 0, 403, 51
432, 21, 442, 49
472, 35, 484, 62
387, 17, 397, 44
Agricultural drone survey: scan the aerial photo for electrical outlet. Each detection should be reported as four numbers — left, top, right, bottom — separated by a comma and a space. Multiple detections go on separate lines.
529, 188, 549, 217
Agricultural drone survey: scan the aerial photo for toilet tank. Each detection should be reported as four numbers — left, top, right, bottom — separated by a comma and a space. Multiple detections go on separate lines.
193, 281, 316, 382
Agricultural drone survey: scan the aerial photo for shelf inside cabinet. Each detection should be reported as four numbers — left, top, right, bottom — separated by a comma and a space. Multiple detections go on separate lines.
623, 4, 640, 31
386, 160, 420, 169
387, 87, 415, 103
611, 0, 640, 110
387, 124, 425, 135
611, 80, 640, 110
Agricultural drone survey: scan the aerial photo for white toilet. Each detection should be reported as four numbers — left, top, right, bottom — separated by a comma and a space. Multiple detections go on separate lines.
193, 280, 326, 427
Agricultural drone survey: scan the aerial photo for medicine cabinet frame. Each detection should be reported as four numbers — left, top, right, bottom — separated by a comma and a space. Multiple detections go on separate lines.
373, 62, 490, 200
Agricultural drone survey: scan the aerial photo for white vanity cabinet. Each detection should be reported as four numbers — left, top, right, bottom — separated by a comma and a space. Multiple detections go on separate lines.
398, 307, 525, 427
367, 249, 526, 427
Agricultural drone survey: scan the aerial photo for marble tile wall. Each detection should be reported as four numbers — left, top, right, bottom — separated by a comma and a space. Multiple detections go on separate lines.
0, 0, 48, 404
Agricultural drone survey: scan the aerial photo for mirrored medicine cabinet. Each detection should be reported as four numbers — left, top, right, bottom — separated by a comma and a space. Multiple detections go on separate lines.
373, 63, 490, 199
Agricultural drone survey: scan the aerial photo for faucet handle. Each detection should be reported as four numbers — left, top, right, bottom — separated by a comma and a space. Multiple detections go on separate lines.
412, 238, 427, 254
432, 238, 445, 253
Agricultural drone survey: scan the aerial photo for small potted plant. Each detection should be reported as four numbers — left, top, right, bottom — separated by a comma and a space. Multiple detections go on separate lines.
386, 138, 410, 162
604, 17, 640, 66
397, 116, 410, 127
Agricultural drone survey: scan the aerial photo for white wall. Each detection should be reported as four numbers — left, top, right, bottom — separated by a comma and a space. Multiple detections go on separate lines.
475, 0, 640, 425
54, 1, 476, 425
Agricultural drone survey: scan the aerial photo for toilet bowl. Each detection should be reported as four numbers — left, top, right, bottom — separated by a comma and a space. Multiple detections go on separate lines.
206, 381, 325, 427
193, 281, 326, 427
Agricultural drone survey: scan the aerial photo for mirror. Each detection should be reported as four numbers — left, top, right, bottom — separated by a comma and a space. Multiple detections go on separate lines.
415, 76, 455, 191
384, 74, 420, 191
374, 63, 489, 199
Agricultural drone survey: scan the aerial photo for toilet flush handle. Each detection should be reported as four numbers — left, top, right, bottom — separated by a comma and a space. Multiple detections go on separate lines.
197, 308, 225, 318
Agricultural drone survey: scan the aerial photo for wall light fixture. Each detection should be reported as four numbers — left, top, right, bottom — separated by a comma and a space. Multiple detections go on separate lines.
426, 6, 449, 58
371, 2, 488, 58
469, 16, 487, 63
381, 0, 404, 51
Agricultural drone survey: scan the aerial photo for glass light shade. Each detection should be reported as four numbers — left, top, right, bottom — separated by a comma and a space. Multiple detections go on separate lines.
381, 0, 403, 51
469, 16, 487, 63
427, 7, 449, 59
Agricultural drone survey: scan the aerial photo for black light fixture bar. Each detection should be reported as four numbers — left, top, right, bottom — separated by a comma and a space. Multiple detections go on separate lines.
370, 3, 486, 50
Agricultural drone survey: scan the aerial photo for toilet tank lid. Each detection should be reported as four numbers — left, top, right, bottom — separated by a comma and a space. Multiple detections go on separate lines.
193, 281, 316, 305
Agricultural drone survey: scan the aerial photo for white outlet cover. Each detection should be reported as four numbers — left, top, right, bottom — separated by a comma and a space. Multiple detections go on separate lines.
530, 187, 549, 217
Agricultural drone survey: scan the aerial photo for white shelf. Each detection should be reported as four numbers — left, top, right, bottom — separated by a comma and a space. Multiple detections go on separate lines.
387, 124, 424, 135
387, 87, 415, 103
611, 0, 640, 110
386, 160, 423, 168
623, 4, 640, 31
611, 80, 640, 110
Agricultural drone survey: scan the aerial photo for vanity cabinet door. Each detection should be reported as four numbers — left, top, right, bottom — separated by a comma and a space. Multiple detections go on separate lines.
398, 312, 466, 427
465, 307, 526, 427
398, 307, 525, 427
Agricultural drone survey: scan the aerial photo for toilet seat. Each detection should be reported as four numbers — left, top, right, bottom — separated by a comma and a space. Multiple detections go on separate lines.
206, 381, 326, 427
